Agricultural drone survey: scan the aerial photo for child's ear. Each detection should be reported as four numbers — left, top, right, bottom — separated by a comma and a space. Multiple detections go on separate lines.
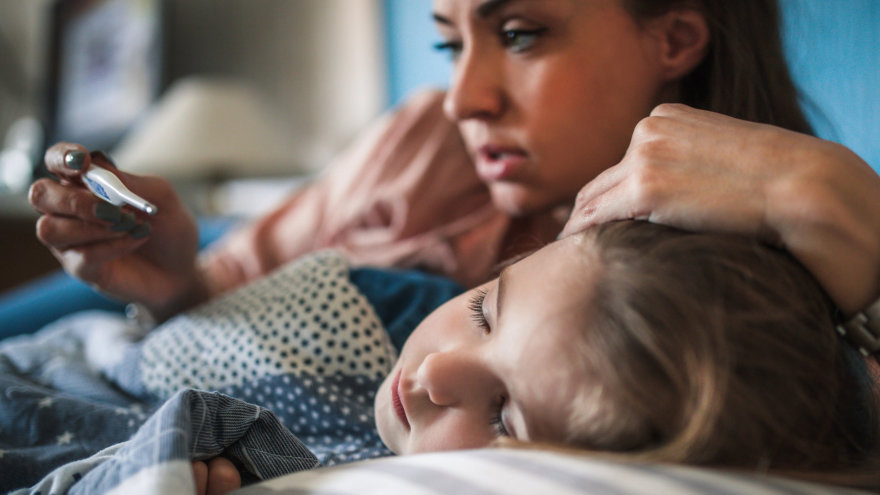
645, 9, 711, 81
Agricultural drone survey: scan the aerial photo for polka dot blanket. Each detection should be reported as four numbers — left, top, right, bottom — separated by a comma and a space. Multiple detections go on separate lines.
118, 250, 397, 465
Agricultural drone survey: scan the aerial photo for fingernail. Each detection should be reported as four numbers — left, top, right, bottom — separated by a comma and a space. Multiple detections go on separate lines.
110, 212, 137, 232
90, 150, 117, 169
65, 150, 86, 170
130, 222, 151, 239
95, 202, 122, 223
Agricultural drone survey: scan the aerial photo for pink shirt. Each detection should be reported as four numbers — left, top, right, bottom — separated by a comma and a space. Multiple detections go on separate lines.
199, 90, 564, 294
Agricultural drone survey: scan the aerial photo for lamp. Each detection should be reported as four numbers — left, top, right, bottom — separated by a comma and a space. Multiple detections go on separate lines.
112, 77, 302, 180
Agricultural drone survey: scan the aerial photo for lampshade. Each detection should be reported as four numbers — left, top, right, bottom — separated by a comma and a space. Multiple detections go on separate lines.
112, 77, 302, 179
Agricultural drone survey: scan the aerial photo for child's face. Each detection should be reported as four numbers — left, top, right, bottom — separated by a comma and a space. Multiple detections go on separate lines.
375, 235, 596, 454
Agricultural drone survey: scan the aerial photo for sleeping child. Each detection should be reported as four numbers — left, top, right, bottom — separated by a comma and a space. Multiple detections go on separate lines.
5, 220, 878, 494
193, 220, 880, 493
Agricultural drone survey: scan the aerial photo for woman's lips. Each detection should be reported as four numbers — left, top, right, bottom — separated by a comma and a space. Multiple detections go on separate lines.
391, 369, 410, 430
476, 145, 528, 182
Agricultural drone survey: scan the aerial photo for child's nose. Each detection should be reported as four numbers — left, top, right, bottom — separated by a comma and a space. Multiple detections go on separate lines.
416, 350, 489, 407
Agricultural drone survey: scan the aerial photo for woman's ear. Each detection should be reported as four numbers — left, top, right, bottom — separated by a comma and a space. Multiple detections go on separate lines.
646, 9, 710, 81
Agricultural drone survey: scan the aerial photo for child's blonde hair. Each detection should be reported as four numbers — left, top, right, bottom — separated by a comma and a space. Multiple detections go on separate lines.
551, 221, 879, 490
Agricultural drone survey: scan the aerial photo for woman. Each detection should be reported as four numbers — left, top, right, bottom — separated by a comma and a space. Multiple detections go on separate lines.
29, 0, 880, 325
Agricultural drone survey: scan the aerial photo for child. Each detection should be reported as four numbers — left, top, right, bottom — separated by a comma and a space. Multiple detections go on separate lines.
189, 221, 878, 493
376, 221, 878, 477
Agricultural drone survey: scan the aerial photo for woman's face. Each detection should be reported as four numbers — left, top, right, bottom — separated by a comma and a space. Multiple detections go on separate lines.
433, 0, 674, 215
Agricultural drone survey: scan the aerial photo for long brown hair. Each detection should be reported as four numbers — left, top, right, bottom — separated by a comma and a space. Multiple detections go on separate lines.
623, 0, 813, 134
561, 221, 879, 490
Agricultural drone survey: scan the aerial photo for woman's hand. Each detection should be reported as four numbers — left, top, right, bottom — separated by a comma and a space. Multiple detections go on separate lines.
192, 457, 242, 495
29, 142, 207, 321
562, 104, 880, 315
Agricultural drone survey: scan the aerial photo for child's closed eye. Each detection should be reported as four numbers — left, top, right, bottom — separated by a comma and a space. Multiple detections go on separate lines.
468, 289, 490, 333
491, 394, 511, 437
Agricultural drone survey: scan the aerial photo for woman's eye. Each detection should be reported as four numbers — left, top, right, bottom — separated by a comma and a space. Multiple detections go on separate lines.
500, 28, 545, 53
433, 40, 463, 60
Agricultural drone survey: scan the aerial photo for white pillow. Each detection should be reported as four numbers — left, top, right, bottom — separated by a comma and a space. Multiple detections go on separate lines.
232, 448, 868, 495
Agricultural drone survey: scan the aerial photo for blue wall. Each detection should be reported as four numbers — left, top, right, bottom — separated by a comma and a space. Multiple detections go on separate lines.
780, 0, 879, 172
382, 0, 451, 107
382, 0, 878, 172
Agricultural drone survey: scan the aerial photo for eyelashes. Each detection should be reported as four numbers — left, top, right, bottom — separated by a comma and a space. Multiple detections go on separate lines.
468, 288, 490, 333
500, 27, 546, 53
432, 26, 547, 59
467, 288, 510, 437
433, 40, 463, 57
491, 394, 510, 437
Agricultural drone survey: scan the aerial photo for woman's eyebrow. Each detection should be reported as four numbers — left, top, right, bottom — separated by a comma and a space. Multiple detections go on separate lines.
432, 0, 517, 26
432, 12, 453, 26
476, 0, 514, 18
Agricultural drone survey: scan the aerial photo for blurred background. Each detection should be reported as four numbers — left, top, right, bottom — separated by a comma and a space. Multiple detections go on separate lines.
0, 0, 877, 294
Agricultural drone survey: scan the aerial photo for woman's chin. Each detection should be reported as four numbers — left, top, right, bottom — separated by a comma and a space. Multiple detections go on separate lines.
488, 183, 557, 217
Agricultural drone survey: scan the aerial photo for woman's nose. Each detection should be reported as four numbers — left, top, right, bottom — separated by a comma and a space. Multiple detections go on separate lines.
443, 48, 505, 122
416, 350, 490, 407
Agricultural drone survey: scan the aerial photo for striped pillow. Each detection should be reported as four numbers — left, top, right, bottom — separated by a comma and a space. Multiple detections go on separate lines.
235, 448, 867, 495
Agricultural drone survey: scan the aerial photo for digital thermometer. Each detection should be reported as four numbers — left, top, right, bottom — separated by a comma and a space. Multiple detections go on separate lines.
83, 166, 158, 215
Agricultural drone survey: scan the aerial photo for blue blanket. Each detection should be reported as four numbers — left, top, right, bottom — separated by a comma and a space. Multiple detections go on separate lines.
0, 251, 415, 494
0, 312, 319, 494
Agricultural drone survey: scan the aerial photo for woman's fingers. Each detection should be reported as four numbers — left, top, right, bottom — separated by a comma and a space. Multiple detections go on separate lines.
49, 235, 149, 278
44, 142, 92, 182
562, 103, 763, 238
40, 142, 164, 219
564, 102, 880, 314
35, 214, 142, 249
30, 167, 153, 240
564, 162, 684, 237
40, 143, 127, 207
30, 176, 153, 251
564, 180, 640, 236
562, 110, 687, 237
562, 163, 629, 236
30, 177, 106, 220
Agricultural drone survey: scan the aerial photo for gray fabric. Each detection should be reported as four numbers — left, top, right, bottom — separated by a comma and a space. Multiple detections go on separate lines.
11, 390, 318, 494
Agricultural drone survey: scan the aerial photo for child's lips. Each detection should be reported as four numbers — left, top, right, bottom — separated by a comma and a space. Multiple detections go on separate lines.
391, 369, 410, 430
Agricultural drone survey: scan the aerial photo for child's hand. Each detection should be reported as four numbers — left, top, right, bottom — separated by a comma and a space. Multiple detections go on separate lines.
192, 457, 242, 495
